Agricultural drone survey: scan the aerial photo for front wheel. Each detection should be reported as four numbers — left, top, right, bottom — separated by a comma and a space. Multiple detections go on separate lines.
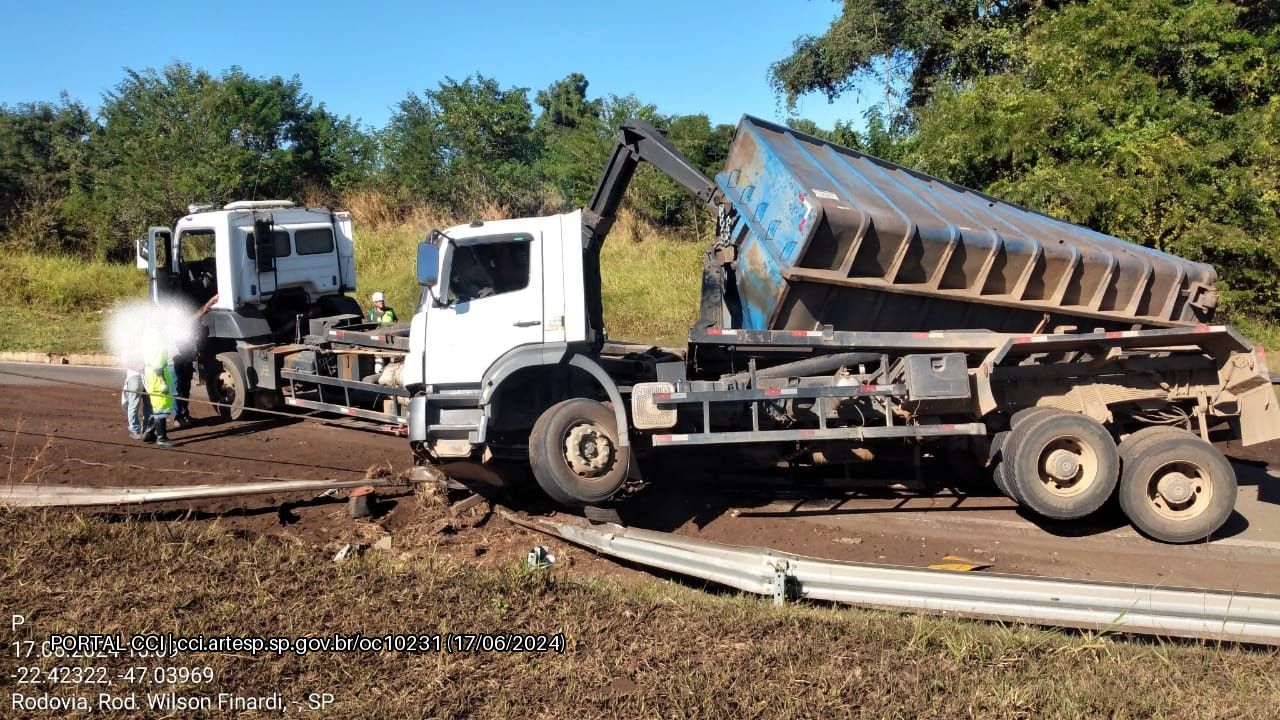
212, 352, 249, 422
528, 398, 629, 507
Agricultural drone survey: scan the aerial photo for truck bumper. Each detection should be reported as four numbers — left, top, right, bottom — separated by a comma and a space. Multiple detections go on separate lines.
407, 391, 484, 459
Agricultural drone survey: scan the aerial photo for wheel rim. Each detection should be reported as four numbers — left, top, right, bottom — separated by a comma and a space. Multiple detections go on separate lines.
1034, 435, 1098, 497
217, 366, 239, 408
1146, 460, 1213, 520
562, 422, 615, 478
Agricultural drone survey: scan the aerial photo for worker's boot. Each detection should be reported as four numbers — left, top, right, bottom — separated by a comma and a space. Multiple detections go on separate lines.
152, 417, 174, 448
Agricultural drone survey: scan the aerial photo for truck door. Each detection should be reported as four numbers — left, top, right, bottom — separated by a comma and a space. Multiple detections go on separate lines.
424, 231, 543, 385
141, 226, 175, 302
334, 212, 356, 293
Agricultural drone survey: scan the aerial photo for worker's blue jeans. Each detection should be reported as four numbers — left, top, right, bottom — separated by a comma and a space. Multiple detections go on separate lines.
122, 374, 152, 435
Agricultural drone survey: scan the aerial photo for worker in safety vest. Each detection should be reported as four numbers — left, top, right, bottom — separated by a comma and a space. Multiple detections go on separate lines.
141, 318, 177, 448
367, 291, 397, 324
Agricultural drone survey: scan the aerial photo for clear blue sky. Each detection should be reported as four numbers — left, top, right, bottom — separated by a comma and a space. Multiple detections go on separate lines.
0, 0, 883, 131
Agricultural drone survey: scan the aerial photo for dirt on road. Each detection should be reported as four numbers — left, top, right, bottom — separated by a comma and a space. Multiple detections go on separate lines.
3, 364, 1279, 594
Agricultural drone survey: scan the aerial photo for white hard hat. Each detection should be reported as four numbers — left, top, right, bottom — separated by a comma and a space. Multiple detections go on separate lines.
371, 292, 384, 302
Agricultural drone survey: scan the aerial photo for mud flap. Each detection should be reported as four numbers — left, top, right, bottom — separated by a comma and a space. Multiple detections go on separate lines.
1238, 384, 1280, 446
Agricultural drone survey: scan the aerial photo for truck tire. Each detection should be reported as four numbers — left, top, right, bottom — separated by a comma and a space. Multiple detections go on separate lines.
528, 398, 629, 507
992, 407, 1060, 502
989, 431, 1014, 498
1007, 411, 1120, 520
212, 352, 249, 422
1117, 425, 1186, 458
1117, 431, 1236, 543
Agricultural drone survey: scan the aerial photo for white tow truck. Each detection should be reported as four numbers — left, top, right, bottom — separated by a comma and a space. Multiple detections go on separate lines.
136, 200, 411, 425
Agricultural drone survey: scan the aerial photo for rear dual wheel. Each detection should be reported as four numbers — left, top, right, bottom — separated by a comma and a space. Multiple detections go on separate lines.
1117, 428, 1236, 543
996, 412, 1236, 541
992, 407, 1062, 503
1000, 409, 1120, 520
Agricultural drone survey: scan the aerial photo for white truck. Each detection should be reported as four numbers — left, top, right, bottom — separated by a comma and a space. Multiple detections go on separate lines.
136, 200, 410, 425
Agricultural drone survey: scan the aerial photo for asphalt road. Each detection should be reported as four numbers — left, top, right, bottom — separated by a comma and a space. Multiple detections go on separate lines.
0, 361, 124, 388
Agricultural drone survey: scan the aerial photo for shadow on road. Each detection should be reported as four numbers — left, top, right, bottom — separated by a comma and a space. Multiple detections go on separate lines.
1231, 459, 1280, 505
172, 416, 302, 444
612, 457, 1021, 534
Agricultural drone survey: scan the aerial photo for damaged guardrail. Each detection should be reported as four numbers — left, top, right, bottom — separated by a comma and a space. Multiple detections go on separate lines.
509, 513, 1280, 646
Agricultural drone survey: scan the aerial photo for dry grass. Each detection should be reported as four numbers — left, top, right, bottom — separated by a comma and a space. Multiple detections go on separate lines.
1, 511, 1277, 719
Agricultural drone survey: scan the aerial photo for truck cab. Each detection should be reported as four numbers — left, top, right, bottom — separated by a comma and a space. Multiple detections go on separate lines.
405, 211, 625, 461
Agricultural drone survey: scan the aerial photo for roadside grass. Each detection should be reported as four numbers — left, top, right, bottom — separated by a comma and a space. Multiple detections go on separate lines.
1225, 315, 1280, 356
0, 253, 146, 353
1, 511, 1276, 719
353, 224, 425, 326
599, 210, 705, 347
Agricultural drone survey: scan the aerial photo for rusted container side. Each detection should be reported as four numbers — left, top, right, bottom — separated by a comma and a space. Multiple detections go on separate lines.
716, 116, 1218, 333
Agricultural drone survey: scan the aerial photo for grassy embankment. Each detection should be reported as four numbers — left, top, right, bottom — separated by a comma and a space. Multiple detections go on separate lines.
1, 511, 1276, 719
0, 253, 146, 354
0, 206, 704, 354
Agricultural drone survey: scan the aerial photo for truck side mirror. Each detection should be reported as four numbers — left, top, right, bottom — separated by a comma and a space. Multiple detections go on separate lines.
135, 237, 149, 269
416, 241, 440, 287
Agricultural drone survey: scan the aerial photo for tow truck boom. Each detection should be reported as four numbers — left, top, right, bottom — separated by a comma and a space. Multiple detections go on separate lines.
580, 121, 734, 344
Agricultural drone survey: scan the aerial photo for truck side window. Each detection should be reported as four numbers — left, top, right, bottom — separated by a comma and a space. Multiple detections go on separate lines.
245, 229, 292, 259
449, 238, 531, 303
295, 228, 334, 255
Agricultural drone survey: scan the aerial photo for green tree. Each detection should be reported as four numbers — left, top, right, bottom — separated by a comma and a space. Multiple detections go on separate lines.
770, 0, 1059, 112
0, 96, 95, 252
85, 63, 371, 259
534, 73, 607, 207
785, 108, 909, 163
384, 74, 541, 214
535, 72, 602, 131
